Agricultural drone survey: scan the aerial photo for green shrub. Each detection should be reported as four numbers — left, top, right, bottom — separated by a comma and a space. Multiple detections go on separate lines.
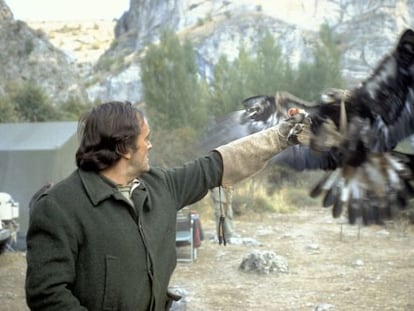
0, 96, 18, 123
7, 81, 60, 122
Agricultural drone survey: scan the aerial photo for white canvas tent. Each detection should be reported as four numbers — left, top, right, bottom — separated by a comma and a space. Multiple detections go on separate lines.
0, 122, 78, 249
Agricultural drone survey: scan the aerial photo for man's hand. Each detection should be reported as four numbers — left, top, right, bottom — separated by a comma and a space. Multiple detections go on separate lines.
277, 110, 312, 145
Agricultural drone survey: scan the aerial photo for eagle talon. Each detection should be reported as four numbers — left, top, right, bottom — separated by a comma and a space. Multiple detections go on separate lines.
287, 123, 304, 145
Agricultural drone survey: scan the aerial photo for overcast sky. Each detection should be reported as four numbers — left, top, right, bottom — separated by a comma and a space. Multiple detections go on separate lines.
5, 0, 130, 21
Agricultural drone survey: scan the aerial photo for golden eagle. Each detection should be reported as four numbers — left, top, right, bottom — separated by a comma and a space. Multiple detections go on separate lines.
201, 28, 414, 225
307, 28, 414, 224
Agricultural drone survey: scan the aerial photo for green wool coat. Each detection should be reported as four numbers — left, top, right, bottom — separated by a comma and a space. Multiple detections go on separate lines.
26, 152, 223, 311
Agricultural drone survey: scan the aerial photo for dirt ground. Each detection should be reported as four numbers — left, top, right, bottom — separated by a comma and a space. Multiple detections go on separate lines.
170, 206, 414, 311
1, 206, 413, 311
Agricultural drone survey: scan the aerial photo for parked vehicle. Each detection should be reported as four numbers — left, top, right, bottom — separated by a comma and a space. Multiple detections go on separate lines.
0, 192, 19, 253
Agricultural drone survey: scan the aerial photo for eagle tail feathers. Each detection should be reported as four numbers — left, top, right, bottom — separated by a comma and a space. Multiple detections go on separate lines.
311, 152, 413, 224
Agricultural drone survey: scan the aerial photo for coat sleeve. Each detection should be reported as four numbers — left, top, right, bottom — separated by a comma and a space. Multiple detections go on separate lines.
162, 151, 223, 208
162, 120, 310, 207
25, 196, 87, 311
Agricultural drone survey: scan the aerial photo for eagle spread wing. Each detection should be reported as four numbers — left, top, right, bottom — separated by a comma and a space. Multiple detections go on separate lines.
200, 110, 252, 150
200, 92, 315, 149
308, 28, 414, 224
237, 92, 342, 172
200, 91, 332, 170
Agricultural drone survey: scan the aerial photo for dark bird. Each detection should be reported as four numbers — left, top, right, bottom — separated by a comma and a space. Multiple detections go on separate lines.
307, 28, 414, 224
201, 28, 414, 225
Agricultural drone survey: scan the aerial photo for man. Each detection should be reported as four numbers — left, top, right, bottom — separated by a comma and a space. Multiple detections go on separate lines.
25, 101, 308, 310
28, 182, 53, 216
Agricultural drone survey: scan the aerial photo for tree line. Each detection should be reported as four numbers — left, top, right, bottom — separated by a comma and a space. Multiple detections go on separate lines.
141, 24, 345, 135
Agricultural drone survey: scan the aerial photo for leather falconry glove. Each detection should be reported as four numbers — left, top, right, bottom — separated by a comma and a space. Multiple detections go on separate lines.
216, 117, 311, 186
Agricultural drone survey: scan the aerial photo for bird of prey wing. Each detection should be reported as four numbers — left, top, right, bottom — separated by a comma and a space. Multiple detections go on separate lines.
200, 92, 314, 151
268, 146, 340, 171
199, 110, 253, 151
241, 92, 319, 126
240, 92, 342, 172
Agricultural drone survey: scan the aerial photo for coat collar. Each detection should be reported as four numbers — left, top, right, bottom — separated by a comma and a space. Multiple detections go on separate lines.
78, 169, 120, 206
78, 169, 151, 210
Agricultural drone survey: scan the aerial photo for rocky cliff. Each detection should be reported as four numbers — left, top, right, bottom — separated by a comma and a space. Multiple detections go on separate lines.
89, 0, 414, 103
1, 0, 414, 105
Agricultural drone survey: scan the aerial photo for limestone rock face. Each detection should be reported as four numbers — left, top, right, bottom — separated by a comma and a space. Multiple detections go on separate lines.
91, 0, 414, 103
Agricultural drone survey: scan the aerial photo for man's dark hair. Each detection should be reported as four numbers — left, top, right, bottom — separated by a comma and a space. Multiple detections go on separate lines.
76, 101, 145, 171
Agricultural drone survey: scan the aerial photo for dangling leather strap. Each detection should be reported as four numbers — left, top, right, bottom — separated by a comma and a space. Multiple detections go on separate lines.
218, 187, 227, 246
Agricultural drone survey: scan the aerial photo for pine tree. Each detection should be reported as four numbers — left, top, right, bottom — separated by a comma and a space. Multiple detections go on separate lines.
141, 29, 207, 131
295, 24, 345, 100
